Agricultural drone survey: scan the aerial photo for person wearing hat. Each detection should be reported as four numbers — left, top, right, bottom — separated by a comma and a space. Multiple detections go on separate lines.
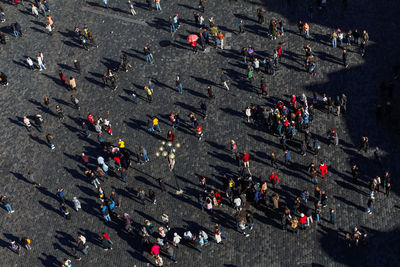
299, 213, 307, 229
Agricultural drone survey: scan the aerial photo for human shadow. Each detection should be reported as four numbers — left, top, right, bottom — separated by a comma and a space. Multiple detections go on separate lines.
333, 195, 365, 211
9, 171, 31, 184
38, 253, 62, 267
38, 200, 61, 216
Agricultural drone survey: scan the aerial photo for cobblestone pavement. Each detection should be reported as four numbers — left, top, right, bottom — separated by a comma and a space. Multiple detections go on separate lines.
0, 0, 400, 266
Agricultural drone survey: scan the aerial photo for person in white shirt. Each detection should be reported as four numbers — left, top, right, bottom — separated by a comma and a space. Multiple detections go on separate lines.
26, 56, 34, 70
37, 54, 46, 71
173, 232, 181, 247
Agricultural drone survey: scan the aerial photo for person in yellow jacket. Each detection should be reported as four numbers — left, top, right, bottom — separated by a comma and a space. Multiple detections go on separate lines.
153, 117, 161, 132
145, 86, 152, 103
118, 139, 125, 148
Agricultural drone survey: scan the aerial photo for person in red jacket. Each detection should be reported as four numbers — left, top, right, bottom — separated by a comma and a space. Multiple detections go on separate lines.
319, 161, 328, 178
269, 172, 279, 187
196, 124, 203, 140
299, 213, 307, 229
87, 113, 95, 124
242, 152, 250, 168
190, 40, 198, 53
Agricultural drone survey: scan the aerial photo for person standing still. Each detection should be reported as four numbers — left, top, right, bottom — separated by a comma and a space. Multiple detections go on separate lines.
74, 59, 81, 74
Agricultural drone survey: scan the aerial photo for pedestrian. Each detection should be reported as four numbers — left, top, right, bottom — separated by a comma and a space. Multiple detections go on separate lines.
155, 255, 163, 266
154, 0, 161, 11
73, 59, 81, 74
10, 240, 21, 255
77, 234, 88, 255
60, 203, 71, 219
269, 172, 279, 188
198, 193, 205, 211
46, 133, 55, 149
21, 237, 32, 250
238, 220, 250, 237
145, 86, 152, 102
136, 188, 146, 205
26, 56, 35, 70
331, 31, 337, 48
55, 105, 64, 120
23, 116, 32, 131
26, 171, 40, 187
299, 213, 307, 229
366, 197, 373, 214
303, 22, 310, 38
158, 178, 166, 192
173, 232, 181, 247
220, 72, 230, 90
70, 95, 80, 110
360, 39, 366, 57
161, 213, 170, 230
144, 45, 153, 63
246, 211, 254, 230
0, 195, 15, 214
148, 189, 156, 204
101, 232, 113, 245
284, 150, 291, 165
165, 243, 177, 263
242, 151, 250, 169
330, 209, 336, 224
63, 258, 72, 267
270, 152, 278, 168
71, 196, 81, 212
342, 47, 348, 68
100, 235, 112, 250
237, 19, 244, 34
31, 4, 39, 17
36, 54, 46, 71
319, 161, 328, 178
199, 176, 207, 192
198, 99, 207, 119
69, 77, 77, 91
139, 146, 149, 162
127, 0, 137, 15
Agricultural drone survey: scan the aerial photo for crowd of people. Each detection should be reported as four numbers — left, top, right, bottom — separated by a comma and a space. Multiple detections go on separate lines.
0, 0, 397, 266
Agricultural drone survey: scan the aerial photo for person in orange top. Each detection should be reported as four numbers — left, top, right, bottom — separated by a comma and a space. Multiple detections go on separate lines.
303, 22, 310, 38
217, 32, 224, 49
319, 161, 328, 178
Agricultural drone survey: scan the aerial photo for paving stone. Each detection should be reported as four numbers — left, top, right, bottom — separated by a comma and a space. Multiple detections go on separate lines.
0, 0, 400, 266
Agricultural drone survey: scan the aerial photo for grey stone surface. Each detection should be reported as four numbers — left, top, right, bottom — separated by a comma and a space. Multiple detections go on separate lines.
0, 0, 400, 266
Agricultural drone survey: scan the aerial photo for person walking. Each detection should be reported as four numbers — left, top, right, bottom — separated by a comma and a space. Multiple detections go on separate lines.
366, 197, 373, 214
128, 0, 137, 15
26, 56, 35, 70
342, 47, 348, 68
21, 237, 32, 250
31, 4, 39, 17
23, 116, 32, 131
175, 73, 183, 94
284, 150, 291, 165
46, 133, 55, 149
319, 161, 328, 178
145, 86, 152, 102
36, 54, 46, 71
154, 0, 161, 11
237, 20, 244, 34
73, 59, 81, 74
100, 235, 112, 250
69, 77, 77, 91
71, 95, 80, 110
220, 72, 230, 90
